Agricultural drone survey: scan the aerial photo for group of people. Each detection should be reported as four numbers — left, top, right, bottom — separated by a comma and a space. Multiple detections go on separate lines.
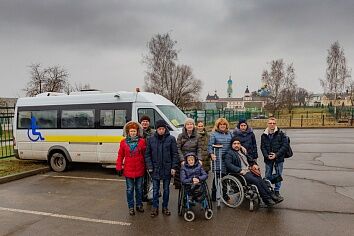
116, 115, 289, 216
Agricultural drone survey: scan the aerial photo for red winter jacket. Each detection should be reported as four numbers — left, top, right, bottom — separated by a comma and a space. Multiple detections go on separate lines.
116, 138, 146, 178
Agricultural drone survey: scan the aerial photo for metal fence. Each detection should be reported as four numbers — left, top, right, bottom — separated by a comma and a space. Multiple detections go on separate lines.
0, 106, 14, 159
183, 108, 354, 128
183, 110, 252, 125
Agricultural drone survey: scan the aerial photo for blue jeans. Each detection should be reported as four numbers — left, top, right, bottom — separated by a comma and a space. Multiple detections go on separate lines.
152, 178, 171, 209
126, 177, 143, 209
265, 162, 284, 192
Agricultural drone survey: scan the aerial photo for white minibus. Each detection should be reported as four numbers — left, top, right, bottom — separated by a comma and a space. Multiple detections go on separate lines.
13, 91, 187, 172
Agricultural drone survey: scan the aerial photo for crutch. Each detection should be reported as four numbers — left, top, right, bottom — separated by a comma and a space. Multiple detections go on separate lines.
212, 144, 223, 208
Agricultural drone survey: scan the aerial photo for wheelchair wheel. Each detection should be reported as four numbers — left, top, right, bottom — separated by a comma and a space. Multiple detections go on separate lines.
221, 175, 244, 208
204, 209, 213, 220
178, 187, 184, 216
184, 210, 195, 222
204, 182, 213, 210
249, 200, 254, 211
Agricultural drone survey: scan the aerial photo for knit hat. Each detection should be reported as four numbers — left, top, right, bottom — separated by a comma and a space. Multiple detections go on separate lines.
237, 119, 248, 129
155, 119, 167, 129
184, 118, 195, 126
230, 136, 241, 145
184, 152, 197, 162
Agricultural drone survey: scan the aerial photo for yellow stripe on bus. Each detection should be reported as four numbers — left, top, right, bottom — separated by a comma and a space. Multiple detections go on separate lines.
45, 135, 124, 143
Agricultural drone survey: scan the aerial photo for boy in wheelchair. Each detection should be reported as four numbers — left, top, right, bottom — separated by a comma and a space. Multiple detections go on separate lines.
225, 137, 283, 207
180, 152, 208, 201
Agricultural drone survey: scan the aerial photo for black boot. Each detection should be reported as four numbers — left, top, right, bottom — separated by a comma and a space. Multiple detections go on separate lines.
264, 199, 276, 207
271, 193, 283, 204
274, 191, 284, 202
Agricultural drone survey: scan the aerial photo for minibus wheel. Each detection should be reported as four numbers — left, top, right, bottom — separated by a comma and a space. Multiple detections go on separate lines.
50, 152, 68, 172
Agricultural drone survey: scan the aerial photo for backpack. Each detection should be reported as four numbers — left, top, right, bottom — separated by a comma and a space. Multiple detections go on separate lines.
281, 132, 293, 158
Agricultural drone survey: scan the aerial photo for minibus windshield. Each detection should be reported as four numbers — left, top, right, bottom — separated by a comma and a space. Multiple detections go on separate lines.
157, 105, 187, 128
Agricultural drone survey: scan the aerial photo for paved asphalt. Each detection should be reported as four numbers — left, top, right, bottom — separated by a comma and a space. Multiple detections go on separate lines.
0, 128, 354, 236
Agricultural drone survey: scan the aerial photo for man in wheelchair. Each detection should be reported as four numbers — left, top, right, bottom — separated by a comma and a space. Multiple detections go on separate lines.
180, 152, 208, 202
225, 137, 283, 207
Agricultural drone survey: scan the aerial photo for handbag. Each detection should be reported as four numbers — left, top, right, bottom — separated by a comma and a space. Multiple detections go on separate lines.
249, 165, 261, 177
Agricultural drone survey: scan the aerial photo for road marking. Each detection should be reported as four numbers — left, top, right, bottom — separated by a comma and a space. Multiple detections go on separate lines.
0, 207, 131, 226
40, 174, 126, 182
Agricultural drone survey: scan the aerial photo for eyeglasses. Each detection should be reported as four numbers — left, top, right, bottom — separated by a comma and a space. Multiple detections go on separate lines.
268, 122, 276, 125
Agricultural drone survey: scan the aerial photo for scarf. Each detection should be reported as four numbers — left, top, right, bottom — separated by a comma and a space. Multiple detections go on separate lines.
126, 136, 139, 152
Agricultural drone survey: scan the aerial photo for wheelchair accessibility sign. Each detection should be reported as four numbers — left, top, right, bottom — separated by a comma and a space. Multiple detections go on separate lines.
27, 117, 45, 142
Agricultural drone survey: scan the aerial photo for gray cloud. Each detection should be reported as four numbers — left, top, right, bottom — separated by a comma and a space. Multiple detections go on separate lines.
0, 0, 354, 99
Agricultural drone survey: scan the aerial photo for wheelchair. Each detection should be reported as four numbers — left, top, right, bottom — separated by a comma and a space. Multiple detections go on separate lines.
221, 173, 273, 211
177, 181, 213, 222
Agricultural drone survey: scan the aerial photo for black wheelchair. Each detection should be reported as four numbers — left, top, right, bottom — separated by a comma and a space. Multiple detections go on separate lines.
177, 181, 213, 222
221, 173, 273, 211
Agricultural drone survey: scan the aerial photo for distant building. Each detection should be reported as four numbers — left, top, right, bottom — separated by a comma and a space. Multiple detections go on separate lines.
306, 94, 322, 107
321, 93, 353, 107
0, 97, 17, 107
204, 87, 266, 111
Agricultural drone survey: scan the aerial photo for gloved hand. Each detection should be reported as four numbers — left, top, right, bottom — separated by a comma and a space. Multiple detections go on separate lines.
117, 169, 123, 176
148, 169, 153, 174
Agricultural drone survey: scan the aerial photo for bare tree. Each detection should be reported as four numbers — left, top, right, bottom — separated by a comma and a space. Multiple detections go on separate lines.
44, 66, 69, 92
295, 87, 310, 107
24, 64, 69, 96
281, 63, 297, 111
347, 79, 354, 106
262, 60, 297, 113
143, 32, 202, 107
320, 41, 351, 113
24, 64, 46, 96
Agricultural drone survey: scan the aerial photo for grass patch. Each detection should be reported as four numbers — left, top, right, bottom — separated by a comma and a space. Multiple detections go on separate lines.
0, 145, 13, 158
1, 130, 13, 139
0, 157, 47, 177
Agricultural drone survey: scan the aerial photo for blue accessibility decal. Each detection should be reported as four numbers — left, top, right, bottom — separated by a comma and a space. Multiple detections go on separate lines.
27, 117, 45, 142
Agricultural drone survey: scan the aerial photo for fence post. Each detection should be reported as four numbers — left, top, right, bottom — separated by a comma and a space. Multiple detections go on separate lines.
218, 110, 221, 119
194, 109, 198, 123
204, 110, 207, 125
289, 115, 291, 127
301, 115, 303, 127
212, 110, 215, 124
322, 115, 325, 126
306, 111, 308, 118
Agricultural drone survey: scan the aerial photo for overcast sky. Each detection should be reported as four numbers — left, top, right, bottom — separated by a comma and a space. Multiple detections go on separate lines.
1, 0, 354, 100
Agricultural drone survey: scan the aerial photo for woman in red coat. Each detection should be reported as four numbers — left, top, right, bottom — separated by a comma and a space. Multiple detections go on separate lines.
116, 121, 146, 215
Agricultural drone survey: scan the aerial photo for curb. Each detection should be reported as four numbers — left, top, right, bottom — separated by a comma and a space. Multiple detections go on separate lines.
0, 167, 51, 184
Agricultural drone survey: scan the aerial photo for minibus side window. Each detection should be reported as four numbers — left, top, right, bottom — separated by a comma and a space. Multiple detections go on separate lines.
61, 110, 95, 128
18, 110, 57, 129
99, 109, 127, 128
18, 111, 32, 129
32, 110, 58, 129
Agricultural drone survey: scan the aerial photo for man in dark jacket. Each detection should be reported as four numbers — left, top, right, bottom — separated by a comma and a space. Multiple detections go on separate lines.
145, 120, 178, 217
225, 137, 281, 206
233, 119, 258, 160
261, 117, 288, 201
140, 115, 154, 140
140, 115, 155, 202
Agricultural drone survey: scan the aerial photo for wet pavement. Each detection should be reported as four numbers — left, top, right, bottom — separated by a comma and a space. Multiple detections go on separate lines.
0, 128, 354, 236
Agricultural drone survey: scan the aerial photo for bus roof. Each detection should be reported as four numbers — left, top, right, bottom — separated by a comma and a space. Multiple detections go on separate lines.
16, 91, 175, 107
